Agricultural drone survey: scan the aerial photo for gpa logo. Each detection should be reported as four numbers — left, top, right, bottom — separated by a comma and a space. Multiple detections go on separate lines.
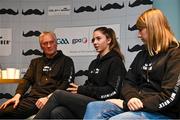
57, 38, 69, 44
72, 37, 88, 44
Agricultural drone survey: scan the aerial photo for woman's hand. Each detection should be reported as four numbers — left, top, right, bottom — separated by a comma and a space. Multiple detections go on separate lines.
106, 99, 124, 109
127, 98, 143, 111
66, 83, 78, 94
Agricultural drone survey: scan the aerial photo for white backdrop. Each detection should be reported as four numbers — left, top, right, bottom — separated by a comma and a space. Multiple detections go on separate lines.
0, 28, 12, 56
55, 24, 120, 56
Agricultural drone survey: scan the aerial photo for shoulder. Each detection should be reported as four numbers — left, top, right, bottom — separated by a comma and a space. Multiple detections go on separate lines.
111, 55, 124, 64
132, 49, 147, 61
30, 56, 43, 63
59, 51, 74, 63
105, 51, 125, 67
168, 46, 180, 55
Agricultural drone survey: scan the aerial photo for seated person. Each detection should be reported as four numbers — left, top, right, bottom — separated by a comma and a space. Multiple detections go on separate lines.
34, 27, 127, 119
0, 31, 75, 119
83, 8, 180, 120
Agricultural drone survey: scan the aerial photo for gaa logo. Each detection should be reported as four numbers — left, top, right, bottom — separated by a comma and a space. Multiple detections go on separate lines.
72, 37, 88, 44
57, 38, 69, 44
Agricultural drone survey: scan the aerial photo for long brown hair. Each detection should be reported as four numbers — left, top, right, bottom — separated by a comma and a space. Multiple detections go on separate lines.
136, 8, 179, 56
94, 27, 124, 61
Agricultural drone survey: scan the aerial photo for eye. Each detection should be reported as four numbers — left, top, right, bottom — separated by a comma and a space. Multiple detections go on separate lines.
96, 37, 101, 41
138, 28, 143, 32
42, 42, 48, 46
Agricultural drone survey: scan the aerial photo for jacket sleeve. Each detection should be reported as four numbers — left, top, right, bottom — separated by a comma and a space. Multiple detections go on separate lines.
141, 49, 180, 111
78, 59, 127, 100
57, 57, 75, 90
15, 59, 34, 96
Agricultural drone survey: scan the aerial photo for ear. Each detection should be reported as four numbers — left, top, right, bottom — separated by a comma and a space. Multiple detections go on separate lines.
107, 38, 111, 44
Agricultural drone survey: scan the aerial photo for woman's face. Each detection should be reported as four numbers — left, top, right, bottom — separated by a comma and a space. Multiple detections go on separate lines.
92, 30, 111, 56
138, 28, 148, 43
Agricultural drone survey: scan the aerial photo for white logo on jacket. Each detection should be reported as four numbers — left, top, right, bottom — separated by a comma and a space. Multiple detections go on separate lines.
90, 68, 100, 74
142, 63, 152, 71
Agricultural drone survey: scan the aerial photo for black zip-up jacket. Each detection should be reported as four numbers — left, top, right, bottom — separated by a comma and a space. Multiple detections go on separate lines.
16, 50, 75, 98
77, 50, 127, 100
122, 44, 180, 118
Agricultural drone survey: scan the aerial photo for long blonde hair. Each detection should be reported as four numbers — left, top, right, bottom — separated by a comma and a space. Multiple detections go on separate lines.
136, 8, 179, 56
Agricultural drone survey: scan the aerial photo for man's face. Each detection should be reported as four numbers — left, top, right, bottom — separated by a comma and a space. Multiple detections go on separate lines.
40, 34, 57, 58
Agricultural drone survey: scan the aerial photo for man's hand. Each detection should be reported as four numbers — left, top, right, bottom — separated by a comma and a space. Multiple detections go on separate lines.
106, 99, 124, 109
35, 97, 49, 109
127, 98, 143, 111
0, 93, 21, 109
66, 83, 78, 94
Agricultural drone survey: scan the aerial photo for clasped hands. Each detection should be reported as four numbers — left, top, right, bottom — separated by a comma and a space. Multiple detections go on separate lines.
66, 83, 78, 94
106, 97, 143, 111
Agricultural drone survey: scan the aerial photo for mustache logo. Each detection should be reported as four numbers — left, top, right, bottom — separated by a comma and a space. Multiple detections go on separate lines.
23, 31, 41, 37
0, 93, 13, 99
100, 3, 124, 11
128, 44, 144, 52
22, 9, 45, 15
75, 70, 88, 77
0, 8, 18, 15
74, 6, 97, 13
22, 49, 43, 56
129, 0, 153, 7
128, 24, 137, 31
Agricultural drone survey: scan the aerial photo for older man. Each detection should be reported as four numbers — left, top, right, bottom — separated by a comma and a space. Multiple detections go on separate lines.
0, 31, 75, 118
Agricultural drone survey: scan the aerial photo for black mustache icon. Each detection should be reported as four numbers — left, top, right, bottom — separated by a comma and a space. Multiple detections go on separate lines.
75, 70, 88, 77
128, 24, 137, 31
0, 93, 13, 99
74, 6, 97, 13
128, 44, 144, 52
100, 2, 124, 11
129, 0, 153, 7
23, 31, 41, 37
0, 8, 18, 15
22, 9, 44, 15
22, 49, 43, 56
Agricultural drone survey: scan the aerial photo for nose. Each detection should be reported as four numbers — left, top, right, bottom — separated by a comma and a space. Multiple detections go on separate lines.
93, 39, 97, 44
47, 42, 51, 47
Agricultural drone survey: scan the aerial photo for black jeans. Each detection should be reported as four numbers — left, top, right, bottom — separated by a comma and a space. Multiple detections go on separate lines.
0, 95, 39, 119
34, 90, 96, 119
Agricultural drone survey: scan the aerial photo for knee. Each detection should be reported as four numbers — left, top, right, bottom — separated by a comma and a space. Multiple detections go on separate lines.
53, 89, 62, 95
50, 107, 73, 119
50, 108, 61, 119
87, 101, 105, 109
52, 90, 64, 99
53, 89, 68, 97
86, 102, 96, 110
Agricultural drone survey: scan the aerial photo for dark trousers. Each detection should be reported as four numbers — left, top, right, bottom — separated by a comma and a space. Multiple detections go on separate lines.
0, 96, 39, 119
34, 90, 96, 119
